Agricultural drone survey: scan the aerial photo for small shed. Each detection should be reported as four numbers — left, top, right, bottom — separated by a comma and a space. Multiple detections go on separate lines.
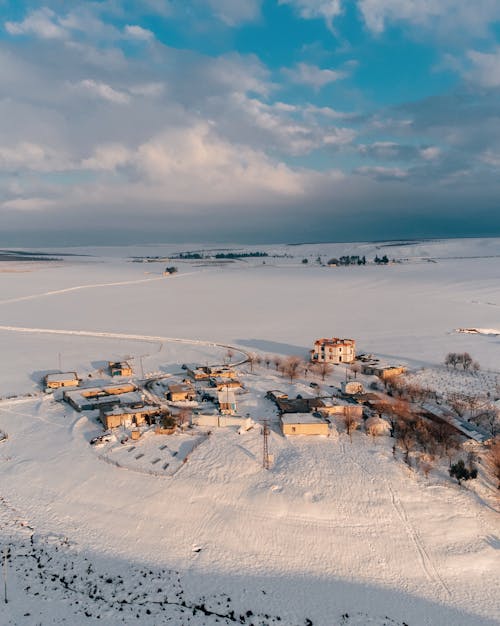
109, 361, 133, 377
167, 383, 195, 402
281, 414, 329, 436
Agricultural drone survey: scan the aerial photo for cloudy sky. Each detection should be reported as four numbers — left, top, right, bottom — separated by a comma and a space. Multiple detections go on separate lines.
1, 0, 500, 245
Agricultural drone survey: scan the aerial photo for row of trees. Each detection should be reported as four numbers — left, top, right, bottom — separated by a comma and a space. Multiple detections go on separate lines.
444, 352, 480, 371
247, 353, 335, 383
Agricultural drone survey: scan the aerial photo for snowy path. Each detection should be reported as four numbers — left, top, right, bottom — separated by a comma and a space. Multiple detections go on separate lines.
0, 270, 206, 306
0, 324, 250, 364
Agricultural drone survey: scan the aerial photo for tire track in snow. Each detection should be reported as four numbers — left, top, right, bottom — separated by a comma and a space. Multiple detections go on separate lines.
0, 270, 204, 305
0, 325, 250, 365
385, 480, 452, 599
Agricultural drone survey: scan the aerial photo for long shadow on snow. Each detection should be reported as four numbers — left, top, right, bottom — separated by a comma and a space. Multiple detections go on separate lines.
236, 338, 309, 357
2, 530, 497, 626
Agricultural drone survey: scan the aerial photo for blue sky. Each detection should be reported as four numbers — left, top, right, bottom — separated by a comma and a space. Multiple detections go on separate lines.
1, 0, 500, 244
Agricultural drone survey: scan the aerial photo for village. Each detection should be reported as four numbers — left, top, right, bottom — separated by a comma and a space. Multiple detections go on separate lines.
41, 336, 499, 486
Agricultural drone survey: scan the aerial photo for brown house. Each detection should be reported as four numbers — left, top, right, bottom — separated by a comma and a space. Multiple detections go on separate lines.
166, 383, 196, 402
44, 372, 80, 390
99, 404, 161, 429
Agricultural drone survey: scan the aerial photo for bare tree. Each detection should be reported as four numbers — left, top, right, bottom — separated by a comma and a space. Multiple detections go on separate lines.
281, 356, 302, 383
432, 419, 460, 463
247, 353, 256, 373
176, 407, 192, 429
226, 348, 234, 363
350, 362, 361, 379
445, 352, 459, 369
462, 352, 473, 371
394, 418, 417, 465
264, 355, 272, 369
273, 356, 282, 371
448, 393, 469, 418
342, 407, 360, 442
315, 361, 333, 381
417, 452, 434, 478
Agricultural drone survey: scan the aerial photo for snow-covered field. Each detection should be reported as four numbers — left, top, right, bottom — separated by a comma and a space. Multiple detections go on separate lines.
0, 238, 499, 625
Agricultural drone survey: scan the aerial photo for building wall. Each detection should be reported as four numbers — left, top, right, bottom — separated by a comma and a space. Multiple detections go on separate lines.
313, 342, 355, 364
101, 411, 150, 429
46, 378, 79, 389
319, 405, 363, 419
380, 367, 407, 380
281, 421, 329, 436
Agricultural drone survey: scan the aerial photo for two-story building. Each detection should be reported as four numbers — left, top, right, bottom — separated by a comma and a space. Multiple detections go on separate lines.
311, 338, 356, 364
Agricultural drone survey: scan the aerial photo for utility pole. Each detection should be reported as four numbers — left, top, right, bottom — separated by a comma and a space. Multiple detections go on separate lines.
58, 352, 62, 371
262, 419, 270, 470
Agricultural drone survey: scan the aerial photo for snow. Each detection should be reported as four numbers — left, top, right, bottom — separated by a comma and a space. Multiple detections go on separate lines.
281, 413, 327, 425
0, 238, 499, 625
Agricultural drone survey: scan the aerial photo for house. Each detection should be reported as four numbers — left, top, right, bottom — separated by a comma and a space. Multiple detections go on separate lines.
318, 399, 363, 420
265, 390, 288, 403
166, 383, 196, 402
209, 378, 242, 391
360, 362, 407, 380
186, 367, 210, 381
311, 338, 355, 364
281, 413, 329, 436
186, 365, 237, 381
99, 405, 161, 430
44, 372, 80, 391
109, 361, 133, 377
63, 383, 140, 412
217, 389, 237, 415
274, 397, 325, 415
205, 366, 237, 379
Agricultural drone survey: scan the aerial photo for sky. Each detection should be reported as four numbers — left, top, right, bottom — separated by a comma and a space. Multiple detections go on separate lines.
1, 0, 500, 246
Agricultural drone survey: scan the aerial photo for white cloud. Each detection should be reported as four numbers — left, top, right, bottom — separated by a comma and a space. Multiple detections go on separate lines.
128, 82, 165, 97
0, 142, 73, 172
358, 0, 500, 35
73, 79, 130, 104
5, 8, 66, 39
480, 150, 500, 168
124, 24, 155, 41
208, 93, 356, 155
81, 144, 132, 171
355, 165, 408, 179
466, 48, 500, 87
2, 197, 55, 211
208, 53, 272, 96
420, 146, 441, 160
284, 62, 346, 89
279, 0, 499, 37
205, 0, 262, 25
279, 0, 343, 27
133, 122, 307, 196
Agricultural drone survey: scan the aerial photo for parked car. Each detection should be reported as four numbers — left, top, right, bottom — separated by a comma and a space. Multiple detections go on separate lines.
309, 382, 319, 388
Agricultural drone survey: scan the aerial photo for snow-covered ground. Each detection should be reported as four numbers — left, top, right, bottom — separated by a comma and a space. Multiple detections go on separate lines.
0, 238, 499, 625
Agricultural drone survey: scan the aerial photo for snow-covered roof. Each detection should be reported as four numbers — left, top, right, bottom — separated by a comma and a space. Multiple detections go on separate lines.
102, 404, 159, 416
45, 372, 78, 382
281, 413, 327, 425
